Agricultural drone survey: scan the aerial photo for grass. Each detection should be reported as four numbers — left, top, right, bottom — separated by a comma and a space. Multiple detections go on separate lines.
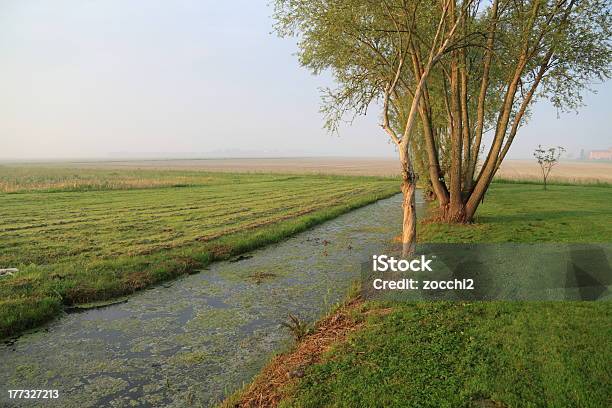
493, 177, 612, 188
0, 165, 302, 193
252, 184, 612, 408
0, 169, 400, 339
420, 183, 612, 243
281, 301, 610, 408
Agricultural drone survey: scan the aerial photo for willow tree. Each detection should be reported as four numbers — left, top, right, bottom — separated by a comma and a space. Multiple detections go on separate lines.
274, 0, 611, 253
436, 0, 611, 221
275, 0, 473, 255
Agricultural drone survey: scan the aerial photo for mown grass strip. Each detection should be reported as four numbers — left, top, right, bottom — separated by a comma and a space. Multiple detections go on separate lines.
0, 173, 400, 339
1, 182, 394, 266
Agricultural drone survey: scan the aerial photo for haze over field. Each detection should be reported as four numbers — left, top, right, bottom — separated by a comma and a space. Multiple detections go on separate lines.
0, 0, 610, 160
2, 158, 611, 183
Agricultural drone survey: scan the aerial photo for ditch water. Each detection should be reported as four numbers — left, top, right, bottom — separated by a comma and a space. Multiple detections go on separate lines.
0, 193, 425, 407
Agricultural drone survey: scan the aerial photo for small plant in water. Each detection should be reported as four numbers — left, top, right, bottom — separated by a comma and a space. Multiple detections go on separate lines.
281, 314, 311, 341
185, 390, 195, 405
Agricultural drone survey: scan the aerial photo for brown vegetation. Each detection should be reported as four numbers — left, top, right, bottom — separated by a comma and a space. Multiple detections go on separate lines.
223, 297, 389, 408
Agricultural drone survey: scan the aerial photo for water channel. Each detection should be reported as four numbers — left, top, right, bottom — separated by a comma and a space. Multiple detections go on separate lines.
0, 193, 425, 407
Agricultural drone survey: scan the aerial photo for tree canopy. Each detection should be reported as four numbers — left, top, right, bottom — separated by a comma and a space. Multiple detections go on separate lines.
274, 0, 611, 248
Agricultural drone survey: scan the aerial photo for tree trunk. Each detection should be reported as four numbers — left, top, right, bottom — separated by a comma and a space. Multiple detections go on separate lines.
448, 34, 464, 221
448, 127, 465, 222
418, 106, 450, 206
409, 42, 450, 208
400, 151, 417, 257
464, 60, 526, 222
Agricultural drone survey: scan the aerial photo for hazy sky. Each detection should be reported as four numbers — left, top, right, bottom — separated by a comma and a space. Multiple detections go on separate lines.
1, 0, 610, 160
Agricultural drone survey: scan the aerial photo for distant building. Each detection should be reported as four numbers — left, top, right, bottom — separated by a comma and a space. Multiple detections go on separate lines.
588, 148, 612, 160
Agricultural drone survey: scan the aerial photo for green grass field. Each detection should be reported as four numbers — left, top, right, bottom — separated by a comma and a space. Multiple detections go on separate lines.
273, 184, 612, 408
0, 167, 399, 339
421, 183, 612, 242
0, 166, 260, 193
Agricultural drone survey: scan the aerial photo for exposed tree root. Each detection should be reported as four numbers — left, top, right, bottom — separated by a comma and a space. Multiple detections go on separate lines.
425, 204, 473, 224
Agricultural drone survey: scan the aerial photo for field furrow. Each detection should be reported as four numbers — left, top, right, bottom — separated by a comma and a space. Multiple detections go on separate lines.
0, 169, 399, 338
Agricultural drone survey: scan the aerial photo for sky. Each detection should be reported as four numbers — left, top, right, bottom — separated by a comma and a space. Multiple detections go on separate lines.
0, 0, 610, 160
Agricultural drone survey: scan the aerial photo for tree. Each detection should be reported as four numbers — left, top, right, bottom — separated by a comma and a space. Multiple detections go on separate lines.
274, 0, 611, 254
533, 145, 565, 190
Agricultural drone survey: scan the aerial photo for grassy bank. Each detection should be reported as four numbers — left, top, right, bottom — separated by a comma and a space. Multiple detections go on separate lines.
421, 183, 611, 242
280, 301, 610, 407
235, 184, 612, 408
0, 170, 400, 339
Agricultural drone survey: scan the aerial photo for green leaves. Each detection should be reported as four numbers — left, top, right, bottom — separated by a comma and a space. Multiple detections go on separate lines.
274, 0, 610, 220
